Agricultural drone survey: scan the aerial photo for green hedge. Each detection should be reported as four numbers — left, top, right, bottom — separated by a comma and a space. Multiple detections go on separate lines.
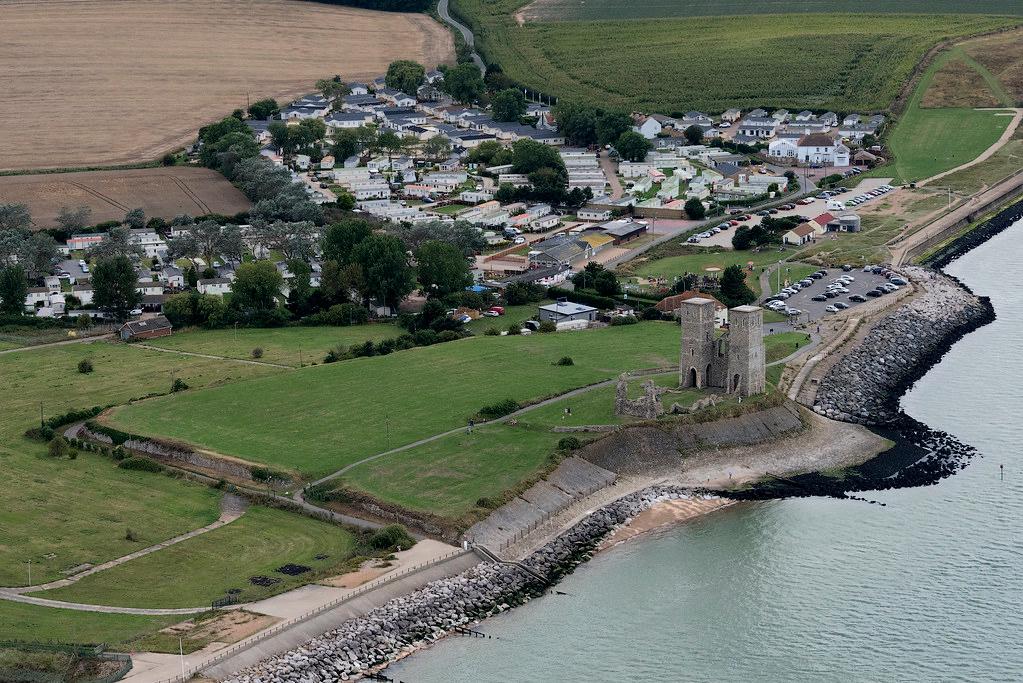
117, 456, 163, 473
547, 287, 617, 310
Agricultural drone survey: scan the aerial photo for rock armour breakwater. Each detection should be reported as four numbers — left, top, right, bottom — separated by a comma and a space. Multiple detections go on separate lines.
225, 487, 716, 683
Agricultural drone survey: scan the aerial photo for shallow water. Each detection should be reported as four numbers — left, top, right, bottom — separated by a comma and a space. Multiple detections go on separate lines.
387, 220, 1023, 682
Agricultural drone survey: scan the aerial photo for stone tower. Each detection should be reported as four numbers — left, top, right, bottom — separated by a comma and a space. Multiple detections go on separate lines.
679, 298, 717, 388
726, 305, 766, 397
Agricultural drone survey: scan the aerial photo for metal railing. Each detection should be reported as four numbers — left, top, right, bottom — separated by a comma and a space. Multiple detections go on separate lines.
152, 548, 471, 683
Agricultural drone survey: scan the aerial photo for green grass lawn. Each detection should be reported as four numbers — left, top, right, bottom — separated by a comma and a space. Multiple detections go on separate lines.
0, 342, 284, 587
429, 204, 469, 216
35, 507, 361, 608
145, 324, 400, 367
765, 332, 812, 364
625, 246, 801, 297
0, 601, 178, 645
463, 302, 551, 335
109, 323, 682, 478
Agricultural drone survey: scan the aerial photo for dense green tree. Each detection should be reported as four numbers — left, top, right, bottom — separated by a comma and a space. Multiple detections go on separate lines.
552, 102, 598, 147
615, 131, 651, 162
251, 221, 318, 261
352, 234, 415, 310
718, 264, 756, 308
232, 260, 284, 311
467, 140, 511, 166
247, 98, 279, 120
199, 116, 252, 167
0, 264, 28, 315
415, 240, 472, 297
18, 232, 59, 278
684, 198, 706, 220
0, 204, 31, 231
286, 259, 314, 313
595, 111, 633, 147
90, 225, 143, 260
390, 220, 487, 256
385, 60, 425, 95
572, 262, 619, 296
322, 218, 373, 264
443, 63, 485, 104
209, 131, 260, 176
527, 167, 566, 202
124, 208, 146, 229
316, 76, 349, 101
330, 129, 361, 162
92, 256, 142, 321
491, 89, 526, 122
168, 220, 243, 269
422, 135, 452, 160
684, 125, 704, 144
320, 261, 364, 305
56, 206, 92, 232
511, 138, 565, 176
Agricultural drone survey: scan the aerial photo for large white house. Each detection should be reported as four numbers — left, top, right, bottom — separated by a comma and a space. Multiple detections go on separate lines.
768, 133, 850, 166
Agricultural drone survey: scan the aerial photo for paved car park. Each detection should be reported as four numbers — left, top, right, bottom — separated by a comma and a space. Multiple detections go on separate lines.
763, 266, 907, 324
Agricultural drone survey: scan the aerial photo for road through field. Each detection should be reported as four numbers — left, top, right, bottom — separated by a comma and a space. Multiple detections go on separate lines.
0, 0, 453, 171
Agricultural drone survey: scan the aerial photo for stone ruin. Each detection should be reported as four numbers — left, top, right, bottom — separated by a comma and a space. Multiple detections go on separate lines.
613, 373, 665, 419
679, 298, 766, 398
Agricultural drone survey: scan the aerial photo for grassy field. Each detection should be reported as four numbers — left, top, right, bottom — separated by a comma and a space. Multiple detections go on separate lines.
108, 323, 682, 478
451, 0, 1018, 112
962, 28, 1023, 105
0, 168, 251, 229
521, 0, 1023, 21
0, 0, 452, 172
622, 245, 803, 297
765, 332, 812, 364
0, 601, 178, 645
36, 507, 360, 608
940, 125, 1023, 194
146, 324, 401, 367
0, 341, 283, 587
463, 302, 550, 334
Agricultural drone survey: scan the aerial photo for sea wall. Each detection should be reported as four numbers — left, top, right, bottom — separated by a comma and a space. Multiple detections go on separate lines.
813, 266, 992, 426
224, 486, 710, 683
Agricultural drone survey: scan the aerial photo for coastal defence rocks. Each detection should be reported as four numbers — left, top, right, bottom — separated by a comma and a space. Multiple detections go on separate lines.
224, 486, 710, 683
813, 267, 992, 426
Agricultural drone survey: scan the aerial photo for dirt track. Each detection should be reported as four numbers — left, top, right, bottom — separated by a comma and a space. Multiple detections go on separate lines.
0, 0, 453, 172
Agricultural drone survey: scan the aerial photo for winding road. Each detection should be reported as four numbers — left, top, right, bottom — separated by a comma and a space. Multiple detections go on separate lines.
437, 0, 485, 73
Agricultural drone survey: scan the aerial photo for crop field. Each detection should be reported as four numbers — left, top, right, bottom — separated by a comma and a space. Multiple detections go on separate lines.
520, 0, 1023, 22
36, 506, 360, 608
0, 341, 282, 588
146, 323, 402, 367
0, 167, 252, 229
0, 0, 453, 172
451, 0, 1019, 113
108, 323, 682, 478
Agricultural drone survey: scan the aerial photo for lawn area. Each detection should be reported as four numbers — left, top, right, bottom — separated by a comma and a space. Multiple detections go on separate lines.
36, 506, 361, 608
451, 1, 1018, 113
765, 332, 812, 364
463, 302, 550, 335
0, 601, 178, 645
623, 245, 802, 297
0, 341, 283, 587
108, 323, 682, 478
145, 324, 400, 367
429, 204, 468, 216
940, 126, 1023, 195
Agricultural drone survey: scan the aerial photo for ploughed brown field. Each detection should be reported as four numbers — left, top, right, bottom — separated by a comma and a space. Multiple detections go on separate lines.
0, 167, 252, 228
0, 0, 453, 172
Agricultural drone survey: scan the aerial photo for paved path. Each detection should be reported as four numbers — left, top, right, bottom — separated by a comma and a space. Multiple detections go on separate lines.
599, 150, 624, 199
918, 107, 1023, 188
0, 333, 111, 355
131, 343, 294, 369
437, 0, 485, 73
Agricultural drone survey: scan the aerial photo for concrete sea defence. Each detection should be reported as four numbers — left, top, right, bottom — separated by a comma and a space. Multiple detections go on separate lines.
224, 486, 715, 683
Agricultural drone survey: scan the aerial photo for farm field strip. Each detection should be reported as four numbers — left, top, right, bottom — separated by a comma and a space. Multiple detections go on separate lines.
0, 0, 453, 171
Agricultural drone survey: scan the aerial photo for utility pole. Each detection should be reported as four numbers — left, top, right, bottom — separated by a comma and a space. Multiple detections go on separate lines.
26, 559, 31, 586
39, 401, 44, 429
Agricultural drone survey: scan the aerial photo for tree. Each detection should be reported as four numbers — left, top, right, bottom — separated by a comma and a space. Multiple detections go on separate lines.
443, 63, 485, 104
0, 204, 31, 231
316, 76, 350, 101
416, 240, 471, 297
320, 261, 364, 305
232, 260, 283, 311
124, 208, 146, 229
572, 262, 619, 296
491, 89, 526, 122
247, 98, 279, 120
268, 120, 294, 155
528, 167, 566, 202
92, 256, 142, 321
768, 182, 780, 194
718, 264, 756, 308
210, 131, 260, 176
168, 220, 242, 269
615, 131, 650, 162
389, 220, 487, 256
331, 130, 361, 162
422, 135, 452, 160
322, 218, 373, 264
251, 221, 319, 261
467, 140, 512, 167
56, 206, 92, 232
377, 130, 402, 162
552, 102, 598, 147
351, 234, 415, 309
511, 138, 565, 176
91, 225, 143, 260
286, 258, 314, 313
0, 264, 28, 315
18, 233, 59, 278
684, 124, 704, 144
684, 198, 706, 221
595, 111, 633, 147
385, 60, 425, 95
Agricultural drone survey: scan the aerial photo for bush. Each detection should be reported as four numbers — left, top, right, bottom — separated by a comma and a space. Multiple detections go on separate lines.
369, 524, 416, 551
251, 466, 290, 483
641, 306, 664, 321
436, 329, 461, 343
475, 398, 519, 421
557, 436, 582, 451
117, 456, 163, 473
48, 436, 70, 458
171, 378, 189, 393
111, 445, 128, 461
506, 323, 521, 335
554, 356, 574, 366
484, 327, 501, 336
251, 347, 264, 359
77, 358, 93, 374
610, 315, 638, 326
125, 528, 139, 542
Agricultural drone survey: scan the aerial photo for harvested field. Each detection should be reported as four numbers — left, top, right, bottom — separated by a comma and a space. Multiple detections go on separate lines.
921, 59, 1001, 109
0, 167, 252, 228
0, 0, 453, 172
962, 28, 1023, 105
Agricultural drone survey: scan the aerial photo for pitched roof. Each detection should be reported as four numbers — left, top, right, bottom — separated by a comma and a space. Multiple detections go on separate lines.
798, 133, 839, 147
790, 223, 817, 237
656, 290, 725, 312
813, 212, 836, 226
120, 315, 172, 335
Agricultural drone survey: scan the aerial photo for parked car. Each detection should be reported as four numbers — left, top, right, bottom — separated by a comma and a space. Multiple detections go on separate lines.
866, 289, 883, 297
834, 302, 850, 310
488, 306, 505, 315
811, 295, 828, 302
825, 305, 839, 313
890, 277, 908, 285
849, 294, 867, 303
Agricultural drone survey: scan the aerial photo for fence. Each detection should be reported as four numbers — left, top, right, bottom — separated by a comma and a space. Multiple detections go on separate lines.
154, 548, 471, 683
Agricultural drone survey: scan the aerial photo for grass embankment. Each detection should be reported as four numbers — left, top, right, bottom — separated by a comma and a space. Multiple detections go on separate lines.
145, 324, 400, 367
109, 323, 681, 478
451, 0, 1017, 112
765, 332, 812, 364
35, 506, 360, 608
